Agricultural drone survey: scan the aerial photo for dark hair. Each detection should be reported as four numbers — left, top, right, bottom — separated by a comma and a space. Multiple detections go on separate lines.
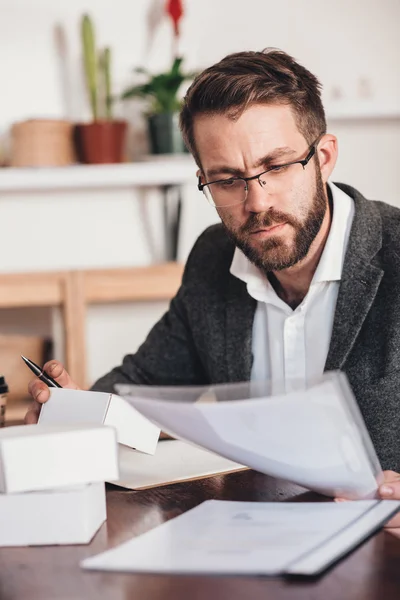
180, 48, 326, 166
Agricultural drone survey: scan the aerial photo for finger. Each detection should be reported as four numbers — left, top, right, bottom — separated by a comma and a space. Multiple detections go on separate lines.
28, 379, 50, 404
31, 399, 42, 415
42, 361, 79, 389
379, 480, 400, 499
382, 470, 400, 483
384, 512, 400, 529
25, 409, 38, 425
24, 406, 40, 424
24, 399, 42, 422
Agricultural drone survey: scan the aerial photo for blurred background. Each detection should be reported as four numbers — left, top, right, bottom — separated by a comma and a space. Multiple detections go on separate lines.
0, 0, 399, 421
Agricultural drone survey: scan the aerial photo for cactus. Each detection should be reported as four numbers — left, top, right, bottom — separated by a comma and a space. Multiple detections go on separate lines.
81, 14, 98, 121
101, 47, 113, 120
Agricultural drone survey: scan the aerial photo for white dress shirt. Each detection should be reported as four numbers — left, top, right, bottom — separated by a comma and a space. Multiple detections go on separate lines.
230, 182, 355, 393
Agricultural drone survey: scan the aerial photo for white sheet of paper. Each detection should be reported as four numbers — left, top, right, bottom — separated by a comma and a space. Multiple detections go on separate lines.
116, 375, 382, 499
115, 440, 246, 489
81, 499, 400, 576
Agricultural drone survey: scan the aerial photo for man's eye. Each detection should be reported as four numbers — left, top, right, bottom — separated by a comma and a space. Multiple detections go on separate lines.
215, 179, 237, 188
269, 165, 289, 174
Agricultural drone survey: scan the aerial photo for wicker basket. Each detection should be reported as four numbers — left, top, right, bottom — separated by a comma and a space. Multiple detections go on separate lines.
10, 119, 76, 167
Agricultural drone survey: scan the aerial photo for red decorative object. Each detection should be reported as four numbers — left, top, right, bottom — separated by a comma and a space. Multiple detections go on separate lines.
166, 0, 183, 37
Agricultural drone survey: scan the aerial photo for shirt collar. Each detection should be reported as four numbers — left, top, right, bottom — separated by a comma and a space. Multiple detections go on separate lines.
312, 181, 354, 283
230, 181, 355, 291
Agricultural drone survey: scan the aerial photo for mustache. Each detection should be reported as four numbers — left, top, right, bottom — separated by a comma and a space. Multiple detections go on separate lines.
239, 210, 298, 235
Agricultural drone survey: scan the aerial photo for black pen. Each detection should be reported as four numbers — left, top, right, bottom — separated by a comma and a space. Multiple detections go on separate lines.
21, 355, 62, 388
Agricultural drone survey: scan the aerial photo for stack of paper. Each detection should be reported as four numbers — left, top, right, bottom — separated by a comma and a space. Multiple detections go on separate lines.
0, 424, 119, 546
81, 498, 400, 577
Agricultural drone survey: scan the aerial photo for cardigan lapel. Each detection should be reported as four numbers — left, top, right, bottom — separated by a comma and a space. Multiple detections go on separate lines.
225, 274, 257, 382
325, 184, 384, 371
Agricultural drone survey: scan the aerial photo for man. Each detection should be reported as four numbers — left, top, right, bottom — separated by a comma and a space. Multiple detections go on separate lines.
26, 49, 400, 514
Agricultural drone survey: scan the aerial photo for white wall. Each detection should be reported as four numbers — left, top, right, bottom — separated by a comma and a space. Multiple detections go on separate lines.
0, 0, 399, 385
1, 0, 399, 126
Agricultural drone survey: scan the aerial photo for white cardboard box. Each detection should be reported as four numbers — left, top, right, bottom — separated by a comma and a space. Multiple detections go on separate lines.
40, 388, 160, 454
0, 482, 106, 547
0, 424, 119, 494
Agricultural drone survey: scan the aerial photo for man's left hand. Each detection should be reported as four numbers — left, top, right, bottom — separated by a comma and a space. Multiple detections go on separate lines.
336, 470, 400, 529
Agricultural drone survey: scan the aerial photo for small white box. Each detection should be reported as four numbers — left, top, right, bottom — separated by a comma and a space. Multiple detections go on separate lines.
0, 482, 106, 547
0, 424, 119, 494
40, 388, 160, 455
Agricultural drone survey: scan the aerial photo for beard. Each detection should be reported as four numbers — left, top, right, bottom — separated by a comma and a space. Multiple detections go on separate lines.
221, 168, 327, 273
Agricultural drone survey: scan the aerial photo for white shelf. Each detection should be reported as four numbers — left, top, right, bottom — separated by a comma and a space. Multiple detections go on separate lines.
326, 103, 400, 121
0, 156, 197, 192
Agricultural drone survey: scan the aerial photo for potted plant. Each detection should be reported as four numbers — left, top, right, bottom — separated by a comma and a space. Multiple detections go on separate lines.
76, 14, 127, 164
121, 57, 196, 155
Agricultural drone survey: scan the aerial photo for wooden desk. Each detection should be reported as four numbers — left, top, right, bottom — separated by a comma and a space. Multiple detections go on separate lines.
1, 470, 399, 599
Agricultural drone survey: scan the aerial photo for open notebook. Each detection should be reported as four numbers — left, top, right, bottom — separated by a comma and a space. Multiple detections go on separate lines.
81, 498, 400, 577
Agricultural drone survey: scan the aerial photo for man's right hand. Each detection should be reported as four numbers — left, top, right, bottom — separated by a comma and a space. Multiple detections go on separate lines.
25, 361, 80, 424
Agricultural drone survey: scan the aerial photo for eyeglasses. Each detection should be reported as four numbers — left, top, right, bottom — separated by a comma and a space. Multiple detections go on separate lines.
198, 135, 323, 208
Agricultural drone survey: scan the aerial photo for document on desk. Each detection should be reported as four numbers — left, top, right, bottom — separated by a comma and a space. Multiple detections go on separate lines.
116, 372, 382, 499
81, 498, 400, 577
115, 440, 247, 490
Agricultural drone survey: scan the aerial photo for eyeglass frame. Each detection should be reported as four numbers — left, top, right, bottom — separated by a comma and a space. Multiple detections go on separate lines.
197, 134, 324, 206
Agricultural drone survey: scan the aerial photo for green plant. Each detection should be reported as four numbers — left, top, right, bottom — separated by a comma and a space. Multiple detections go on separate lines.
101, 47, 113, 120
81, 14, 114, 120
81, 14, 98, 120
121, 57, 196, 115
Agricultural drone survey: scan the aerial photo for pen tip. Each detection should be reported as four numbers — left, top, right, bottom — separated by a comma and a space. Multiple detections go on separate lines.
21, 355, 27, 361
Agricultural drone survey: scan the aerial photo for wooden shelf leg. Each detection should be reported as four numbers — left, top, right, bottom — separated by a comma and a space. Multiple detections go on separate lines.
62, 271, 87, 388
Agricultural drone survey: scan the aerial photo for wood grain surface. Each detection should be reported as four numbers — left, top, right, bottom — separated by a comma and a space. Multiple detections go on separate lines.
0, 470, 399, 600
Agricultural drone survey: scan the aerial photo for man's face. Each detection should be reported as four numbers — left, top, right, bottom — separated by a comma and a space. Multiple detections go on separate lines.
194, 104, 328, 273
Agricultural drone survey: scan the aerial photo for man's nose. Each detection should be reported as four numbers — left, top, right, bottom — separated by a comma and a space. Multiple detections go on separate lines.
244, 178, 274, 213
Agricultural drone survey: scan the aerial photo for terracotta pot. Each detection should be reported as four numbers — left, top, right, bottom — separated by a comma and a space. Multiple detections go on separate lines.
75, 120, 127, 164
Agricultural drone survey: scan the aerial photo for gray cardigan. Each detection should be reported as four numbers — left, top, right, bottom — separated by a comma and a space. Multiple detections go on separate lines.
93, 183, 400, 471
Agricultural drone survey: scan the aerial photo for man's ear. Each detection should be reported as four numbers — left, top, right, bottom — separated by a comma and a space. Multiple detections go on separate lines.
197, 169, 205, 184
317, 134, 338, 183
